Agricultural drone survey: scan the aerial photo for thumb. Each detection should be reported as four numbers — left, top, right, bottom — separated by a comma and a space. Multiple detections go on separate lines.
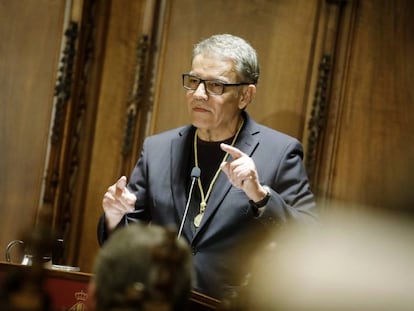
115, 176, 127, 196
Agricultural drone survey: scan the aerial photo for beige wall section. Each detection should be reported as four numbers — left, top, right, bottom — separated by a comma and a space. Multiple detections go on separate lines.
153, 0, 319, 140
0, 0, 66, 257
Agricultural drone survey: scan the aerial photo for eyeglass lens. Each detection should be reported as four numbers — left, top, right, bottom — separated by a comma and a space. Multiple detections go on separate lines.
183, 75, 224, 95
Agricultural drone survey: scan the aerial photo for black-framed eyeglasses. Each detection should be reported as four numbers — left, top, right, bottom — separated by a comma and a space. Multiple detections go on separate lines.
182, 73, 251, 95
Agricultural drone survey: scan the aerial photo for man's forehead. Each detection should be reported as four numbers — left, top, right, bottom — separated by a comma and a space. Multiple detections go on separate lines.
191, 54, 237, 79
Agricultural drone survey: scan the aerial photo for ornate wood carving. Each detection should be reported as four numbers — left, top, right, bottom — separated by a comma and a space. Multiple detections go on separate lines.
122, 35, 150, 157
58, 0, 98, 245
41, 0, 101, 265
43, 21, 78, 207
120, 0, 166, 175
305, 54, 331, 181
304, 0, 348, 189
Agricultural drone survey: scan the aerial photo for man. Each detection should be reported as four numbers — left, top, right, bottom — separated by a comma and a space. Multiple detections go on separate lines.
88, 224, 193, 311
98, 34, 316, 299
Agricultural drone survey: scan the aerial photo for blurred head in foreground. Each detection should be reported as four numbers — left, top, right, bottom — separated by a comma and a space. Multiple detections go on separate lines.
88, 223, 193, 311
246, 204, 414, 311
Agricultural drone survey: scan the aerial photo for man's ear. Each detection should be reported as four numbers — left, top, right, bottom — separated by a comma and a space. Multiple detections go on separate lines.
238, 84, 256, 110
85, 281, 97, 311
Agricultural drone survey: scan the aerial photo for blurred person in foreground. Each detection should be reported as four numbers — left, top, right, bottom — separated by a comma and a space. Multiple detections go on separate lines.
243, 204, 414, 311
87, 223, 193, 311
98, 33, 316, 299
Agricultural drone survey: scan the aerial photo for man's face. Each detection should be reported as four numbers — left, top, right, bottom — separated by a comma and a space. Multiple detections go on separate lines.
186, 54, 247, 138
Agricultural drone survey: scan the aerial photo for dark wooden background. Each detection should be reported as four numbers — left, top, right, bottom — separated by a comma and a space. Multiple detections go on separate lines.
1, 0, 413, 272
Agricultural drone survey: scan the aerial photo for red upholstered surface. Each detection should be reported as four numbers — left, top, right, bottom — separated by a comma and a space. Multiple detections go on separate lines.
0, 262, 91, 310
44, 274, 90, 309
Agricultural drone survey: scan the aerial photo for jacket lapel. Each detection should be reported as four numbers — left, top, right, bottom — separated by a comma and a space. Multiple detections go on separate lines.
171, 126, 195, 239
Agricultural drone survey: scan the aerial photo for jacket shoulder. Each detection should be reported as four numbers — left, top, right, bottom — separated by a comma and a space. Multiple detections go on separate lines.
144, 125, 193, 144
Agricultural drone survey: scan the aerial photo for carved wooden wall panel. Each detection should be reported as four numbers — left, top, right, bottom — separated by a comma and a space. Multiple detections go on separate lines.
312, 0, 414, 210
52, 0, 112, 266
74, 0, 155, 271
303, 0, 349, 189
2, 0, 413, 276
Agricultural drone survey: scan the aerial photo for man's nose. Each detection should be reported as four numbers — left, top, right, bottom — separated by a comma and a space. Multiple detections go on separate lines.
193, 81, 208, 98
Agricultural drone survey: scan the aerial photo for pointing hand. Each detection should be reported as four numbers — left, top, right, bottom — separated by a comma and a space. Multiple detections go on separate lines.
102, 176, 137, 231
220, 143, 268, 203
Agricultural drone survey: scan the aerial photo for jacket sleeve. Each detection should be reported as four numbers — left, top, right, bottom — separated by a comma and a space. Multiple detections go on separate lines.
258, 139, 317, 226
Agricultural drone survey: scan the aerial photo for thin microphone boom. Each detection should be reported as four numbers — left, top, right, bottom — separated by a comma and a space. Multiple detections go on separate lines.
177, 167, 201, 240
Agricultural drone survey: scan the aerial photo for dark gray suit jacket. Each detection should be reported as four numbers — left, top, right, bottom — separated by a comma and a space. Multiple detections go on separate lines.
98, 112, 316, 299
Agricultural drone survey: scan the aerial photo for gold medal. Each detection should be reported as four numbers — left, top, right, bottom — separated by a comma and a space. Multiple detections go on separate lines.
194, 202, 206, 227
194, 213, 203, 227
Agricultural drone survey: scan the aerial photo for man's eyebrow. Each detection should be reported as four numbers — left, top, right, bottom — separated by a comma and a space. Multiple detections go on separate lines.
188, 73, 228, 82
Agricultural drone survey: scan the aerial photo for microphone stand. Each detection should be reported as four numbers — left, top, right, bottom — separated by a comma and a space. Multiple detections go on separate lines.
177, 167, 200, 240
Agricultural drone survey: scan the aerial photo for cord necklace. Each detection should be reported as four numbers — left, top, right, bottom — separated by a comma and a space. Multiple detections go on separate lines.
193, 119, 244, 227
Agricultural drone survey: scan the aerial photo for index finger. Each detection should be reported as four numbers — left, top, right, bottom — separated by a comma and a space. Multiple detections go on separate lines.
220, 143, 245, 159
115, 176, 127, 196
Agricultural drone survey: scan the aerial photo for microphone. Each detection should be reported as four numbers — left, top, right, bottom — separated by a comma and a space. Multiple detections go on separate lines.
177, 167, 201, 240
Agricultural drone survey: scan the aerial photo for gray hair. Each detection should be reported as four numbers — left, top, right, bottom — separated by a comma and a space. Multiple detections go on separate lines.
93, 224, 193, 311
193, 34, 260, 84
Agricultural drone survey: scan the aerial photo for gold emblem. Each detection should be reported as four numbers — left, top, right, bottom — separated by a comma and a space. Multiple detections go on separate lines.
69, 290, 88, 311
